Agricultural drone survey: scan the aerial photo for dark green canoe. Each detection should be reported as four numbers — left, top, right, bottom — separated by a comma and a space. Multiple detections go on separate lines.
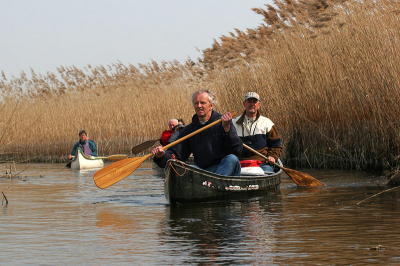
164, 159, 282, 203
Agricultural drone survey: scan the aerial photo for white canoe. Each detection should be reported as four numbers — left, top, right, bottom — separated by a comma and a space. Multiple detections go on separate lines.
71, 147, 104, 170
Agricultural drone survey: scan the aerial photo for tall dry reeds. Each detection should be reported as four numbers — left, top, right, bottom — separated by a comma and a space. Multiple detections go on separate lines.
0, 61, 198, 162
0, 0, 399, 171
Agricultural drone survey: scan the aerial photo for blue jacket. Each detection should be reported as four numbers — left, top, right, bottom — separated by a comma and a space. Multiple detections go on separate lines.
154, 110, 243, 169
70, 140, 98, 157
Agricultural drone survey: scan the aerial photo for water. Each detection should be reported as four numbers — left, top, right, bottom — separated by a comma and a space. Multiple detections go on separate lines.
1, 162, 399, 265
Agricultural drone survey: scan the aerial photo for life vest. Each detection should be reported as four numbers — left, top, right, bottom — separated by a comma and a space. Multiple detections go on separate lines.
78, 140, 92, 156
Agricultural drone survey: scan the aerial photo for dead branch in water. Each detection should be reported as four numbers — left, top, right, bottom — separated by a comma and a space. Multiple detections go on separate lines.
357, 186, 400, 205
2, 191, 8, 205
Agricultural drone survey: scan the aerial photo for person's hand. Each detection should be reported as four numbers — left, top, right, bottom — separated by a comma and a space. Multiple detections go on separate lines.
68, 155, 72, 160
267, 156, 276, 164
221, 112, 232, 133
152, 146, 165, 158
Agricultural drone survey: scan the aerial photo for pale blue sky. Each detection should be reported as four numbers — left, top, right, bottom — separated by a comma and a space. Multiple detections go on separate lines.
0, 0, 272, 78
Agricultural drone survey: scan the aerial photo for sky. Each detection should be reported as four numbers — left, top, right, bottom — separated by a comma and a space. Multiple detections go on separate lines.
0, 0, 273, 78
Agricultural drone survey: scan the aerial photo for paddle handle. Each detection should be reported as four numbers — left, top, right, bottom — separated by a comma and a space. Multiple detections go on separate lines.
242, 143, 282, 169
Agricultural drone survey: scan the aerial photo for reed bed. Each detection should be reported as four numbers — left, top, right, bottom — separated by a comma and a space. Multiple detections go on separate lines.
1, 0, 399, 172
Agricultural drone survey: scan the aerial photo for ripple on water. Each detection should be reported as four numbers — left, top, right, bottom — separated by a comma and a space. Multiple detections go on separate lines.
1, 163, 399, 265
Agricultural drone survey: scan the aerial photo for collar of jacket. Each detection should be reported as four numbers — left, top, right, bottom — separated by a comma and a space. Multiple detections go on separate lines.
192, 110, 220, 126
236, 110, 261, 124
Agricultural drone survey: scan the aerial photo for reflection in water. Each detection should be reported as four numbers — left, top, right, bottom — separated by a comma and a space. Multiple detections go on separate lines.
94, 205, 166, 261
275, 184, 400, 265
161, 194, 283, 265
1, 163, 400, 265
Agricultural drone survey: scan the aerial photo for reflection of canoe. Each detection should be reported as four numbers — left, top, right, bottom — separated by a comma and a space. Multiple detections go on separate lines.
152, 161, 165, 176
70, 147, 104, 170
164, 159, 282, 203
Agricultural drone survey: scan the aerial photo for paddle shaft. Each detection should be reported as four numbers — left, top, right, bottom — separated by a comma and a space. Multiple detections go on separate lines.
242, 143, 282, 169
242, 143, 325, 187
71, 155, 127, 160
94, 113, 233, 188
161, 117, 227, 151
143, 117, 227, 159
131, 114, 233, 154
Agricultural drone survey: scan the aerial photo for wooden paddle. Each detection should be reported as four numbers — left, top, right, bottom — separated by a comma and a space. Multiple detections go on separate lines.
242, 143, 325, 187
95, 155, 128, 161
94, 113, 234, 188
66, 154, 128, 168
131, 139, 159, 154
71, 154, 128, 161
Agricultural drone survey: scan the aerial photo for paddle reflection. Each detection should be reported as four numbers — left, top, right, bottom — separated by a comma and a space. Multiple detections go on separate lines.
161, 194, 283, 265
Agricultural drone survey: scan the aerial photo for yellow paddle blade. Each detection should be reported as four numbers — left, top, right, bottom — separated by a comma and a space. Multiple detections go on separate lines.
283, 167, 325, 187
105, 154, 128, 161
94, 154, 152, 188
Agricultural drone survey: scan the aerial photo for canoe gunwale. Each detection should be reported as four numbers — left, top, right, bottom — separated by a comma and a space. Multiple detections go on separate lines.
71, 147, 103, 161
71, 147, 104, 170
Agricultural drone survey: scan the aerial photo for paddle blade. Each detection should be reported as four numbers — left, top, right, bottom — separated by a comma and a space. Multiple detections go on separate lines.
283, 167, 325, 187
132, 139, 159, 154
106, 154, 128, 161
93, 154, 152, 188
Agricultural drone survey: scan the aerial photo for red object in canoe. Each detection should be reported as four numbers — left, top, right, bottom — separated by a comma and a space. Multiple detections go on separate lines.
240, 160, 262, 168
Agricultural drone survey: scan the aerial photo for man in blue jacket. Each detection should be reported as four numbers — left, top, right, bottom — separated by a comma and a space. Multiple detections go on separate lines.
152, 89, 243, 176
68, 129, 98, 159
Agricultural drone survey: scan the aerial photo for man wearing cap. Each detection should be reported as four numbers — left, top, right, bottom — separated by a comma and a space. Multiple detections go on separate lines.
68, 130, 98, 159
233, 92, 282, 173
152, 89, 243, 176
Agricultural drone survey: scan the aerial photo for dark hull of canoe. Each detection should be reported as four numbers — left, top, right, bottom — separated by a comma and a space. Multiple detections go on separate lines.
164, 159, 282, 204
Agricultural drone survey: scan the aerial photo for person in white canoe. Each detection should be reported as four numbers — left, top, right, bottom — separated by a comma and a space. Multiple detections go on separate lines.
68, 129, 98, 159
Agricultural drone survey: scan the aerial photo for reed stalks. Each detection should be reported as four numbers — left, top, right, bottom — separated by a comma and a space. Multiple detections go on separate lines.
0, 0, 399, 172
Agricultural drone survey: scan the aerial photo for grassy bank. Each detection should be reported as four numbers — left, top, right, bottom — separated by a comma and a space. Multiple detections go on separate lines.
1, 0, 399, 171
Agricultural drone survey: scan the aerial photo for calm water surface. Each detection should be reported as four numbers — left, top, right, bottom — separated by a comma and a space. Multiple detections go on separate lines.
1, 162, 399, 265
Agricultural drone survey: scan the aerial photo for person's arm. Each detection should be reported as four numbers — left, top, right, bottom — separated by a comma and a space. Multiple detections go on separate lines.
221, 112, 232, 133
167, 127, 183, 144
222, 121, 243, 156
153, 126, 191, 167
152, 147, 174, 168
69, 142, 78, 159
89, 141, 98, 157
266, 125, 282, 162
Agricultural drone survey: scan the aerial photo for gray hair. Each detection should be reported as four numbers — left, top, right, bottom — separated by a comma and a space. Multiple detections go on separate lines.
168, 119, 178, 126
191, 89, 217, 106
